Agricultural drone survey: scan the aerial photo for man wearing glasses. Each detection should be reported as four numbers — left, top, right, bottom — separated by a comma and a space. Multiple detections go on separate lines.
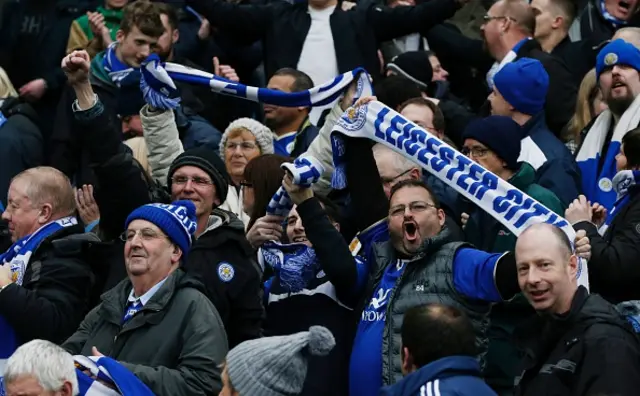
63, 200, 228, 395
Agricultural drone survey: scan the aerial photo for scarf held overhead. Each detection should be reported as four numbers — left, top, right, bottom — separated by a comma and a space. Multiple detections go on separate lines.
330, 101, 589, 290
576, 93, 640, 211
139, 54, 373, 111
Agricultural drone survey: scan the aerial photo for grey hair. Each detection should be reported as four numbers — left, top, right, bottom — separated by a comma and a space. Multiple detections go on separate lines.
12, 166, 76, 217
4, 340, 79, 395
372, 143, 419, 174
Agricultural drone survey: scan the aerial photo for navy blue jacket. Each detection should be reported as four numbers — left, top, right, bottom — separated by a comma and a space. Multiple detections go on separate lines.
379, 356, 497, 396
520, 113, 581, 207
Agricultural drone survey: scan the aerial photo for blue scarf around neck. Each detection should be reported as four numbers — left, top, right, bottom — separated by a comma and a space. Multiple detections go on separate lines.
600, 170, 640, 234
103, 42, 141, 87
260, 241, 321, 293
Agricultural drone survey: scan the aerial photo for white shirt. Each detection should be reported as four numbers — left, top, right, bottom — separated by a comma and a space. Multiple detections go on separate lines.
128, 277, 169, 306
297, 5, 339, 125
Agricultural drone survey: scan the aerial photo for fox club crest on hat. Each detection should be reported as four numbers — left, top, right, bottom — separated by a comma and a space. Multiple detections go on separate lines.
596, 39, 640, 79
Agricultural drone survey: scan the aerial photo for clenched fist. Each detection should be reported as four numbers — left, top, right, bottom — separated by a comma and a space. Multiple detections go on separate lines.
62, 50, 91, 86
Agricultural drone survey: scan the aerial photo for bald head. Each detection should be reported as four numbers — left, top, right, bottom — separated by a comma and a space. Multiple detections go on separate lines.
12, 167, 76, 218
614, 27, 640, 49
518, 223, 573, 259
500, 0, 536, 35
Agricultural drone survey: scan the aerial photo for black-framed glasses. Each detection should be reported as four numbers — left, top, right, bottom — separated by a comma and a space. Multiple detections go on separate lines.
483, 14, 517, 22
171, 175, 213, 187
120, 228, 168, 243
389, 201, 438, 217
381, 168, 413, 186
461, 146, 490, 159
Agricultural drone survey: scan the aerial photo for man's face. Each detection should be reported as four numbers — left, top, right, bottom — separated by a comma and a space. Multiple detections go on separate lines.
429, 55, 449, 81
6, 376, 73, 396
481, 1, 508, 58
462, 138, 508, 178
388, 186, 445, 257
116, 26, 160, 68
489, 86, 512, 116
121, 115, 143, 136
599, 64, 640, 116
171, 165, 219, 217
605, 0, 639, 21
286, 203, 339, 247
400, 103, 443, 139
374, 150, 419, 198
2, 178, 43, 242
155, 14, 179, 61
123, 219, 178, 277
531, 0, 556, 40
264, 74, 305, 131
515, 228, 577, 314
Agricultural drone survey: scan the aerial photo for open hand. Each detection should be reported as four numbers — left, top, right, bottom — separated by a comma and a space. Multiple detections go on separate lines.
62, 50, 91, 86
19, 79, 47, 102
75, 184, 100, 226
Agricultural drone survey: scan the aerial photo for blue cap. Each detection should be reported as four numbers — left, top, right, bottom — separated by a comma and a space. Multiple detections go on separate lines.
596, 39, 640, 80
493, 58, 549, 116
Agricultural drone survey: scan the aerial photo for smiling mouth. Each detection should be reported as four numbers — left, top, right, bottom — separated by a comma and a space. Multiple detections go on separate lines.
293, 236, 308, 243
620, 0, 631, 10
529, 289, 549, 300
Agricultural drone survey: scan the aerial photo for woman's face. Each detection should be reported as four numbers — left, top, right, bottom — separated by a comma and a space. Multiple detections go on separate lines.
223, 129, 261, 184
592, 88, 608, 117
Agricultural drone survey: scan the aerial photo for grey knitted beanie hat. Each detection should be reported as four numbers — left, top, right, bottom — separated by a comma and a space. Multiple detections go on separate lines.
226, 326, 335, 396
220, 117, 275, 158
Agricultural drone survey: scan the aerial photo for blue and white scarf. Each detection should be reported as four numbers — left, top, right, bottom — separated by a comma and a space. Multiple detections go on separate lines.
0, 216, 78, 393
267, 155, 325, 217
330, 101, 590, 290
139, 54, 372, 111
599, 169, 640, 234
103, 43, 141, 87
74, 355, 155, 396
576, 94, 640, 211
260, 242, 321, 293
599, 0, 628, 28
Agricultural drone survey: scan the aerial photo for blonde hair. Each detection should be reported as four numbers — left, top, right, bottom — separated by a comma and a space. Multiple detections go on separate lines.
0, 67, 18, 98
565, 69, 599, 145
124, 137, 152, 176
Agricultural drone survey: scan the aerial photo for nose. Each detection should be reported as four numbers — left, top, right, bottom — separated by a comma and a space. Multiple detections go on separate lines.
139, 45, 151, 59
129, 232, 144, 247
292, 217, 304, 231
1, 210, 9, 221
231, 145, 244, 155
526, 267, 542, 286
183, 178, 195, 191
442, 68, 449, 78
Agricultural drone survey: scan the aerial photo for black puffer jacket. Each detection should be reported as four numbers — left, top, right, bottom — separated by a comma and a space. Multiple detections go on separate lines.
514, 286, 640, 396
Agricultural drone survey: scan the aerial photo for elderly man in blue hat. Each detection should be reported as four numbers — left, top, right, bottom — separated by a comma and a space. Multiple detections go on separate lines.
576, 39, 640, 212
63, 200, 228, 396
489, 57, 582, 207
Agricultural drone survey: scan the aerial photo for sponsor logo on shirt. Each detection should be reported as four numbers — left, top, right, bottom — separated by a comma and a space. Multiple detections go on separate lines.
361, 288, 392, 322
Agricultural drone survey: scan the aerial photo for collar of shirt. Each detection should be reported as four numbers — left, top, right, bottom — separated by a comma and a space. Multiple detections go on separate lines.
127, 277, 169, 306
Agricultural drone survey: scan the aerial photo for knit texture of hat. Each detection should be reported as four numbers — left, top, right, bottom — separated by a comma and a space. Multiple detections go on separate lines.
125, 200, 197, 260
227, 326, 335, 396
386, 51, 433, 90
168, 147, 230, 204
219, 118, 274, 158
463, 116, 524, 170
493, 58, 549, 116
596, 38, 640, 80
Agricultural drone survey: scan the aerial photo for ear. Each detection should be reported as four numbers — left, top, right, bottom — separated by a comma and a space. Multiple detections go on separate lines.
61, 381, 74, 396
409, 168, 421, 180
568, 254, 578, 279
551, 15, 564, 29
437, 208, 446, 227
116, 29, 125, 42
38, 204, 53, 225
171, 245, 182, 264
172, 28, 179, 44
401, 347, 413, 376
332, 221, 341, 232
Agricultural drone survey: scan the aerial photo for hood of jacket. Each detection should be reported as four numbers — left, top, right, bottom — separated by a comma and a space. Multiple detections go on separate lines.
199, 208, 246, 237
0, 97, 40, 125
90, 51, 117, 91
379, 356, 483, 395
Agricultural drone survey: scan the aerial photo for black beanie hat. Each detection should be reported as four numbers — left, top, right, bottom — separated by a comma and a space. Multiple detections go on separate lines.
462, 116, 524, 171
168, 147, 230, 204
386, 51, 434, 90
